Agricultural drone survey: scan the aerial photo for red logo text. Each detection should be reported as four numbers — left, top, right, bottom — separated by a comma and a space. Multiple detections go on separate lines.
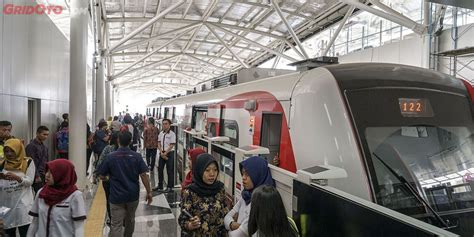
3, 4, 63, 15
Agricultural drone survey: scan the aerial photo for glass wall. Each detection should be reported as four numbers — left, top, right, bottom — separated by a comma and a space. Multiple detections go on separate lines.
259, 0, 474, 69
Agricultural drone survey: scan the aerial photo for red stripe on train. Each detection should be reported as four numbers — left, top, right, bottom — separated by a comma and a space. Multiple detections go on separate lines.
218, 91, 297, 173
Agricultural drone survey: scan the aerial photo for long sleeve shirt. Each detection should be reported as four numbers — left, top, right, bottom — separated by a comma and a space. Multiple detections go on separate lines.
179, 188, 228, 236
25, 139, 48, 180
0, 161, 35, 229
224, 198, 251, 237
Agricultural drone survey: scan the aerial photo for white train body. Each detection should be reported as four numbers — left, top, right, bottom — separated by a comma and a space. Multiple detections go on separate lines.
148, 63, 474, 235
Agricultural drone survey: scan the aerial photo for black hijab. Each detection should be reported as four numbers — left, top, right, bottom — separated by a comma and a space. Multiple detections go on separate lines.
187, 153, 224, 197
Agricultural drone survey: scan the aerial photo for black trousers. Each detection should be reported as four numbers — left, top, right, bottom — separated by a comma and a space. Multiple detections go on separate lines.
103, 180, 111, 220
158, 152, 174, 189
146, 148, 157, 171
5, 224, 29, 237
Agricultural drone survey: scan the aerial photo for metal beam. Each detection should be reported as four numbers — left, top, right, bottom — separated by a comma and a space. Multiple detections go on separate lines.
207, 23, 299, 62
113, 28, 197, 78
111, 38, 261, 52
115, 67, 217, 77
108, 0, 186, 53
236, 1, 312, 21
271, 0, 309, 59
184, 53, 230, 72
111, 54, 181, 80
111, 51, 240, 63
322, 6, 355, 56
111, 23, 202, 53
107, 18, 287, 41
116, 70, 173, 85
370, 0, 424, 29
341, 0, 427, 35
145, 0, 162, 58
119, 73, 197, 88
169, 70, 207, 82
272, 43, 285, 69
206, 25, 250, 68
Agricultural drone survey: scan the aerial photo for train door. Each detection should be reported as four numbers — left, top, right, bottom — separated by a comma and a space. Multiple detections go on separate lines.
260, 113, 282, 165
164, 107, 169, 119
208, 104, 223, 137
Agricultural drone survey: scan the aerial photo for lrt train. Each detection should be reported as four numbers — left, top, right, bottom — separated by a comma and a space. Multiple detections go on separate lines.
147, 63, 474, 236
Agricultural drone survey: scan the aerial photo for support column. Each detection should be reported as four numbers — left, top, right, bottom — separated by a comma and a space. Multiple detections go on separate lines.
422, 0, 431, 69
111, 87, 115, 117
105, 81, 112, 118
95, 61, 106, 124
70, 0, 88, 188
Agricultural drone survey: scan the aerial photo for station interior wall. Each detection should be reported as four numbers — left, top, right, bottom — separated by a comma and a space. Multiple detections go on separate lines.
338, 36, 424, 67
0, 0, 70, 159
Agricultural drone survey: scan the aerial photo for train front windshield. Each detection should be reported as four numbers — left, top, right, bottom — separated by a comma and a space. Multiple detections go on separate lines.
346, 87, 474, 235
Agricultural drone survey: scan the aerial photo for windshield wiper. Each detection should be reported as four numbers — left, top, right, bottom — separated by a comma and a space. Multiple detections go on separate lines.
372, 152, 453, 229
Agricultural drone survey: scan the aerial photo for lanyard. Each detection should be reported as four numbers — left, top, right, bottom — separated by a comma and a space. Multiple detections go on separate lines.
162, 130, 169, 149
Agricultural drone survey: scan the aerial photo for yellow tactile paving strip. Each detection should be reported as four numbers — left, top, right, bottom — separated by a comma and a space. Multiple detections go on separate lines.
84, 182, 107, 237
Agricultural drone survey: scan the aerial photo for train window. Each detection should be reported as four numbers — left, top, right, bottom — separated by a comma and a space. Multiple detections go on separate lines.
172, 107, 176, 123
346, 87, 474, 234
194, 111, 207, 132
164, 107, 169, 119
366, 127, 474, 214
191, 106, 208, 132
208, 122, 217, 137
221, 119, 239, 147
260, 113, 282, 165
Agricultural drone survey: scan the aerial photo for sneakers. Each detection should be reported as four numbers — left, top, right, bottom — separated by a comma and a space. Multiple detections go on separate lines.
152, 186, 164, 192
152, 187, 172, 192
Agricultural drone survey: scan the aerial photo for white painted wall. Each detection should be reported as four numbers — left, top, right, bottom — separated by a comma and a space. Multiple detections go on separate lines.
0, 0, 70, 159
339, 35, 425, 67
336, 23, 474, 82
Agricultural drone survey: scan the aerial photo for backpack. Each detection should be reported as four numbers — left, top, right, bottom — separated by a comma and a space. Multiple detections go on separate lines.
56, 128, 69, 152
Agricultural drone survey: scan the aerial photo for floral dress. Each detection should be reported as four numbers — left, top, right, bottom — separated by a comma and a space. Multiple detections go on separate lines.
179, 187, 228, 236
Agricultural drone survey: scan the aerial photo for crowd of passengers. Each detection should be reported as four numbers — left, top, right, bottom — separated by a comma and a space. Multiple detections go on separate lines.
0, 115, 298, 237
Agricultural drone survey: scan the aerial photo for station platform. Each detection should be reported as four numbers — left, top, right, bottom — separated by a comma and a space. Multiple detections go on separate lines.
84, 153, 182, 237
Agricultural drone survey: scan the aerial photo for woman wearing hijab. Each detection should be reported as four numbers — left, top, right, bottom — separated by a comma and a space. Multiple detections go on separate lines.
181, 148, 206, 192
224, 156, 274, 237
27, 159, 87, 237
179, 153, 228, 236
0, 139, 35, 237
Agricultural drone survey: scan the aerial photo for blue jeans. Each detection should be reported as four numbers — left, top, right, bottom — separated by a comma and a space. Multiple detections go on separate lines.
158, 152, 174, 189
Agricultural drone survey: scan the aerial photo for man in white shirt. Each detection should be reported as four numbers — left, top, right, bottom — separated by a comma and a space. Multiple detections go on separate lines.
154, 119, 176, 192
